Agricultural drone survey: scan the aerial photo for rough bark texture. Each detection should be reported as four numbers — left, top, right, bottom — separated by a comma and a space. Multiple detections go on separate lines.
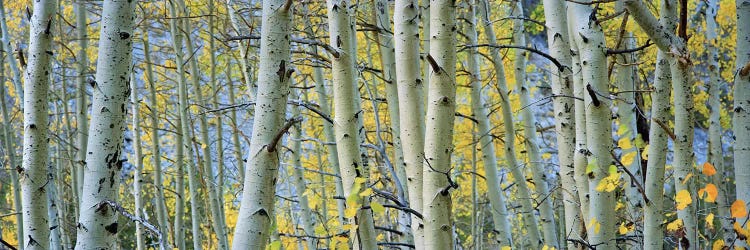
20, 0, 56, 248
74, 0, 135, 248
735, 0, 750, 243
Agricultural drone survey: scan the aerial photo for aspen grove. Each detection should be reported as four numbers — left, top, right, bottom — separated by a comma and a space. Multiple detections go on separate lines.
3, 0, 750, 249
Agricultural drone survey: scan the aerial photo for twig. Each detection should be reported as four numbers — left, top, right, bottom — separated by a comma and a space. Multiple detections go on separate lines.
461, 44, 566, 71
653, 118, 676, 140
97, 200, 163, 249
610, 151, 649, 204
267, 117, 303, 152
607, 40, 654, 55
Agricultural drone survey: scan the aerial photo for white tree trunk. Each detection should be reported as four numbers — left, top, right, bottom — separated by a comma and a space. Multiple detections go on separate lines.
0, 54, 23, 250
624, 0, 698, 244
0, 0, 23, 103
394, 0, 426, 248
541, 0, 584, 246
326, 1, 378, 249
20, 0, 56, 248
227, 0, 257, 97
73, 0, 89, 204
290, 88, 316, 250
467, 2, 513, 247
735, 0, 750, 243
232, 0, 292, 248
422, 1, 457, 249
74, 0, 135, 248
131, 72, 146, 250
568, 2, 615, 248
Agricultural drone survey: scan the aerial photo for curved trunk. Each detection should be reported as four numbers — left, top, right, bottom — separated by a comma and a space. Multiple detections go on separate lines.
74, 0, 136, 248
231, 0, 292, 248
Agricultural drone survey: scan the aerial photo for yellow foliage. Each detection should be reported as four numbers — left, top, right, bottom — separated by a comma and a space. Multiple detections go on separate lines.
699, 184, 719, 203
713, 239, 725, 250
595, 172, 621, 193
675, 190, 692, 210
706, 213, 715, 229
732, 200, 748, 219
588, 217, 601, 234
642, 144, 649, 160
734, 222, 750, 239
703, 162, 717, 176
621, 151, 637, 166
666, 219, 683, 231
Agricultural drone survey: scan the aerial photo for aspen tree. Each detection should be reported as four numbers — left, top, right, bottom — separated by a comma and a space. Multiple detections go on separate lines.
567, 6, 590, 220
172, 109, 186, 250
568, 1, 615, 248
228, 0, 257, 96
373, 1, 412, 245
624, 0, 698, 244
614, 35, 643, 209
394, 0, 426, 247
466, 2, 513, 246
208, 0, 228, 227
642, 2, 675, 248
0, 0, 23, 103
227, 65, 246, 185
74, 0, 136, 248
0, 52, 23, 249
325, 0, 378, 248
511, 1, 558, 246
232, 0, 293, 248
20, 0, 56, 248
290, 87, 316, 250
735, 0, 750, 236
131, 72, 146, 250
142, 30, 172, 250
74, 0, 88, 201
422, 1, 457, 249
541, 0, 584, 245
166, 1, 203, 248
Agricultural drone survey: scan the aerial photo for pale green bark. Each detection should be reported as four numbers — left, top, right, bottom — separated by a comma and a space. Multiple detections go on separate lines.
511, 1, 558, 246
74, 0, 88, 202
422, 1, 457, 249
567, 9, 590, 222
231, 0, 292, 248
74, 0, 135, 248
541, 0, 584, 246
0, 0, 22, 104
131, 73, 146, 250
290, 88, 316, 250
326, 1, 378, 249
568, 2, 615, 248
393, 0, 426, 247
0, 52, 23, 250
735, 0, 750, 245
228, 0, 257, 97
20, 0, 56, 248
467, 2, 513, 246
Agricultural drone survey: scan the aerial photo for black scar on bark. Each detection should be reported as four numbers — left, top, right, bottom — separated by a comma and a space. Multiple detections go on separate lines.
105, 222, 118, 234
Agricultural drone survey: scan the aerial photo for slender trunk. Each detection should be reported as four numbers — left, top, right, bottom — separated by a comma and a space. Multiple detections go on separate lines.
20, 0, 56, 248
568, 2, 615, 248
615, 35, 644, 209
735, 0, 750, 246
231, 0, 292, 248
74, 0, 135, 248
466, 2, 513, 247
512, 1, 558, 246
394, 0, 426, 247
624, 0, 698, 245
0, 51, 23, 250
131, 72, 146, 250
167, 1, 203, 248
541, 0, 584, 246
208, 0, 228, 229
290, 88, 316, 250
181, 3, 229, 245
0, 0, 23, 103
173, 107, 186, 250
420, 0, 430, 118
228, 0, 257, 97
227, 65, 245, 185
326, 1, 378, 249
421, 1, 457, 249
373, 1, 412, 246
142, 29, 173, 250
74, 0, 89, 202
567, 8, 590, 222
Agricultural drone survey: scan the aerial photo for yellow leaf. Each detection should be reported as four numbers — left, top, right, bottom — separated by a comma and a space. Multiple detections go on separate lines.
359, 188, 373, 197
703, 162, 717, 176
501, 246, 512, 250
706, 213, 715, 229
344, 206, 357, 219
267, 241, 281, 250
731, 200, 748, 218
734, 222, 750, 239
542, 153, 551, 160
595, 172, 621, 192
712, 239, 725, 250
621, 151, 637, 166
618, 137, 633, 150
666, 219, 683, 231
588, 217, 601, 234
618, 222, 629, 235
615, 201, 625, 211
642, 144, 649, 160
371, 201, 384, 214
682, 173, 693, 185
698, 184, 719, 203
675, 190, 692, 210
315, 224, 327, 235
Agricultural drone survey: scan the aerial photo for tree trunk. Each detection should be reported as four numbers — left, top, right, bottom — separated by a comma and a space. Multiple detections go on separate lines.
568, 2, 615, 248
74, 0, 135, 248
0, 52, 23, 250
74, 0, 89, 203
290, 88, 316, 250
466, 2, 513, 247
512, 1, 558, 246
131, 72, 146, 250
735, 0, 750, 246
228, 0, 257, 97
326, 1, 379, 249
393, 0, 426, 247
232, 0, 292, 248
0, 0, 23, 104
20, 0, 56, 248
421, 1, 457, 249
541, 0, 584, 246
